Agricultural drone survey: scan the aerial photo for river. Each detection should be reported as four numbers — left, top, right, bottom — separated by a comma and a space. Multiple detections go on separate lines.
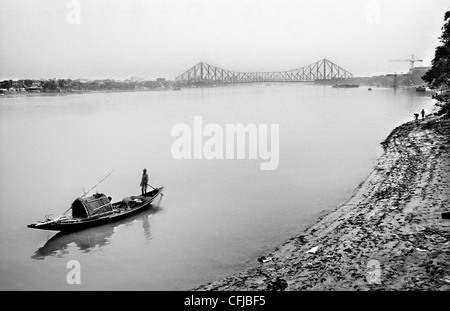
0, 84, 435, 290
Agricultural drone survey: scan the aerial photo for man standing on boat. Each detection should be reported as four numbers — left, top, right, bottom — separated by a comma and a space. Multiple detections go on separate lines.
140, 169, 149, 194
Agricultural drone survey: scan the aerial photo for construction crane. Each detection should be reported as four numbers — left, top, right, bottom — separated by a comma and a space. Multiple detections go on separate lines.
389, 54, 423, 72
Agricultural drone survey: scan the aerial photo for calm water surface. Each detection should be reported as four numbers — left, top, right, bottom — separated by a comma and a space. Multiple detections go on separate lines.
0, 84, 435, 290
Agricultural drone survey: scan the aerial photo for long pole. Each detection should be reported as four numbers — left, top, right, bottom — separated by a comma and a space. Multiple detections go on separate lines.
82, 169, 114, 198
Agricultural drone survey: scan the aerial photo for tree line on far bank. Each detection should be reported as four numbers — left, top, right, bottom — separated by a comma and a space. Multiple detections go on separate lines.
422, 7, 450, 116
0, 78, 177, 93
423, 8, 450, 93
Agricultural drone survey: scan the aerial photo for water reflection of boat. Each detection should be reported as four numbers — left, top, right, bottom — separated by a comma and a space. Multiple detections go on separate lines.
31, 200, 162, 260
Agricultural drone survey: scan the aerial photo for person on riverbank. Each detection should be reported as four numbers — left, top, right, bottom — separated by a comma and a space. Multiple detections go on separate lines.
140, 169, 149, 194
421, 109, 425, 119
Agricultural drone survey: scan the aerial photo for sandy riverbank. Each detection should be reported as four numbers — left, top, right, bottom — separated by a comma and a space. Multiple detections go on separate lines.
195, 101, 450, 291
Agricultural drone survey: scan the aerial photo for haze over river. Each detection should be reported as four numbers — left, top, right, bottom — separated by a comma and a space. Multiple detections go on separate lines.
0, 84, 435, 290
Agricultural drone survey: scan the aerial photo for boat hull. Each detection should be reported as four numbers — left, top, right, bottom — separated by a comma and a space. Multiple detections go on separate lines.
28, 187, 164, 232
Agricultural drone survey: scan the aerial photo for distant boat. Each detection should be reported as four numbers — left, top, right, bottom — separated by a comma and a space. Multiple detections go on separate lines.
25, 87, 42, 92
332, 84, 360, 88
172, 87, 181, 91
368, 88, 373, 91
415, 85, 426, 92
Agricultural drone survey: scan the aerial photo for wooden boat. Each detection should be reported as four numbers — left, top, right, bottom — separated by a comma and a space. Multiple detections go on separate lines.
27, 187, 164, 232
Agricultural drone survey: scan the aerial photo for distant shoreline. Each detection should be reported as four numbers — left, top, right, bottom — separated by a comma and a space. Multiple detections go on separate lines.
0, 83, 438, 100
0, 87, 178, 99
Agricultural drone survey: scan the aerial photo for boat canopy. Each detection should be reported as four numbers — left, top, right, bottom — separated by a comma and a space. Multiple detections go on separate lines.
71, 193, 113, 219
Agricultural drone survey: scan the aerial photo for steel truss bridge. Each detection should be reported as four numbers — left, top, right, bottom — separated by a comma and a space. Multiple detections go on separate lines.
175, 58, 353, 84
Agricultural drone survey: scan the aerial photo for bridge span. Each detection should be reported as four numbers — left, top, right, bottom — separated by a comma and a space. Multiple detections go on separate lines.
175, 58, 353, 84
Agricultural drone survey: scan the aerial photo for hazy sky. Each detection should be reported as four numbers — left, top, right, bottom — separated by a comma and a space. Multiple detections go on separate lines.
0, 0, 448, 80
